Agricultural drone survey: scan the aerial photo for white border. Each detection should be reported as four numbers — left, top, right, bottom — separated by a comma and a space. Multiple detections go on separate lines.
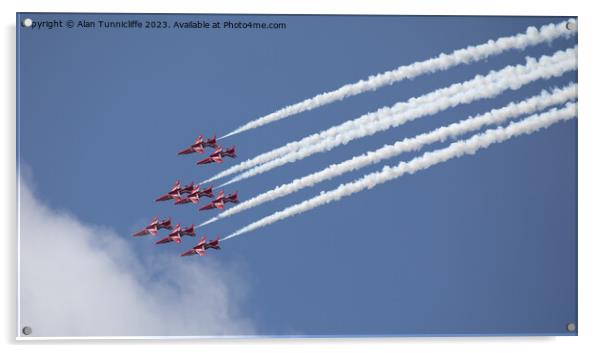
3, 0, 601, 352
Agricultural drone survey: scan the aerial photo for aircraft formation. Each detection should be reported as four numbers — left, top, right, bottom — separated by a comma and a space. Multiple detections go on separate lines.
132, 134, 237, 257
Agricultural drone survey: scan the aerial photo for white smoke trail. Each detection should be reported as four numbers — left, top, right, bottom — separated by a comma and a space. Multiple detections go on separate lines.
223, 103, 577, 240
204, 20, 577, 184
220, 19, 576, 139
200, 85, 576, 227
220, 47, 577, 186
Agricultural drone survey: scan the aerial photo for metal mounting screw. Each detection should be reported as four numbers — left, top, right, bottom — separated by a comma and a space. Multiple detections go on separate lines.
22, 326, 32, 336
566, 322, 576, 332
21, 18, 32, 28
566, 22, 576, 31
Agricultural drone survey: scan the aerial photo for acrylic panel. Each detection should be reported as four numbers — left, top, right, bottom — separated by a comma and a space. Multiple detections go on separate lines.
16, 13, 578, 338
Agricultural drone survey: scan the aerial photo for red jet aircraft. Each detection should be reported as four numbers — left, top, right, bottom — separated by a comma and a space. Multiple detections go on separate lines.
178, 181, 196, 194
155, 224, 196, 244
133, 216, 172, 236
180, 235, 221, 257
155, 180, 184, 202
155, 180, 198, 202
174, 185, 214, 205
199, 190, 239, 211
196, 146, 236, 165
178, 135, 219, 155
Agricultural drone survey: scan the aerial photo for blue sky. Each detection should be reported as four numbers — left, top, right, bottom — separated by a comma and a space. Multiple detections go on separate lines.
17, 14, 577, 336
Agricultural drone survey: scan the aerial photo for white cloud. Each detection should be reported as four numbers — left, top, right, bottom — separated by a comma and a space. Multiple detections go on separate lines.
18, 178, 255, 337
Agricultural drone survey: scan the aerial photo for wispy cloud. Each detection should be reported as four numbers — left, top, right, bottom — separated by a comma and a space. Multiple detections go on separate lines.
19, 178, 254, 337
